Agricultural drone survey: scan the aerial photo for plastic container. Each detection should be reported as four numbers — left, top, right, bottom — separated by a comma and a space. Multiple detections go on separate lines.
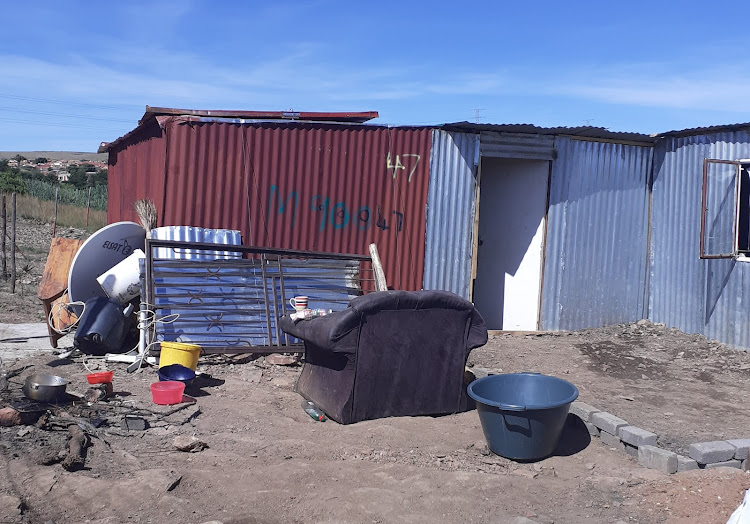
467, 373, 578, 461
150, 381, 185, 405
96, 248, 146, 304
86, 371, 114, 384
159, 342, 202, 370
301, 400, 327, 421
157, 364, 196, 386
74, 297, 132, 356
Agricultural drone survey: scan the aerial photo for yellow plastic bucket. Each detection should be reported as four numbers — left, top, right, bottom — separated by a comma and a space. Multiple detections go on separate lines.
158, 342, 202, 370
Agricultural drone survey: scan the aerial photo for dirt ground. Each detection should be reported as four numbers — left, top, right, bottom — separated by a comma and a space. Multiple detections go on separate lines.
0, 218, 749, 523
0, 217, 86, 324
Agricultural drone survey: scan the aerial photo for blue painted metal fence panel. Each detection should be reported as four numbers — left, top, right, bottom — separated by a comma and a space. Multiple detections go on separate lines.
649, 130, 750, 348
423, 130, 479, 298
541, 137, 652, 330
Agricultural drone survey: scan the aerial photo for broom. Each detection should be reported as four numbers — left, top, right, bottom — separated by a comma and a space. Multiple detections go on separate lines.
133, 199, 157, 236
130, 199, 157, 372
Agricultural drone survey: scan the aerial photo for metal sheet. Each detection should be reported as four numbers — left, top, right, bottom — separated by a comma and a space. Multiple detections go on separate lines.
106, 118, 166, 224
147, 240, 370, 349
107, 119, 433, 291
479, 132, 555, 160
541, 137, 652, 330
441, 122, 653, 144
150, 225, 242, 260
423, 131, 479, 297
649, 130, 750, 348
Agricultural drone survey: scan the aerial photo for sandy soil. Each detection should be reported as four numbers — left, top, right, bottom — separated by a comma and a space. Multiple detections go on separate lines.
0, 218, 749, 523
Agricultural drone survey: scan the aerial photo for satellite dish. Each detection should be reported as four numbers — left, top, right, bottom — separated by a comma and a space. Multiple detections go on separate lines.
68, 221, 146, 313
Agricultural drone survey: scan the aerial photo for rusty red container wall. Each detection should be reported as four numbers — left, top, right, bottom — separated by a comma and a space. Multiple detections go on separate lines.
151, 120, 432, 291
106, 119, 167, 225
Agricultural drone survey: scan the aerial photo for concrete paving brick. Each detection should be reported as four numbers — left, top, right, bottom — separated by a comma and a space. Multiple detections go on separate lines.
569, 401, 600, 423
624, 443, 639, 458
638, 445, 677, 474
703, 459, 742, 469
676, 455, 699, 472
688, 441, 737, 464
727, 439, 750, 460
590, 412, 628, 436
618, 426, 657, 447
584, 421, 600, 437
600, 431, 625, 450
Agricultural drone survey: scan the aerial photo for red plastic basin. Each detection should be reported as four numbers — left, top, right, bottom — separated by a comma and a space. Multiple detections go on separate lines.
86, 371, 114, 384
150, 381, 185, 405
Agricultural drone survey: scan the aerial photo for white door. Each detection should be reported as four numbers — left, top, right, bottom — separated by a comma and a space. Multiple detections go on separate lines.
473, 158, 548, 330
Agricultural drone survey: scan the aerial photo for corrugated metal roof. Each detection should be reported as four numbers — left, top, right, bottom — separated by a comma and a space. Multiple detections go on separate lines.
141, 106, 379, 125
657, 122, 750, 139
441, 121, 654, 144
99, 107, 381, 153
541, 137, 652, 330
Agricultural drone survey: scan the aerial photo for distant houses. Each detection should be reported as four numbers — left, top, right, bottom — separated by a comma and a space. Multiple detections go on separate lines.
1, 157, 106, 183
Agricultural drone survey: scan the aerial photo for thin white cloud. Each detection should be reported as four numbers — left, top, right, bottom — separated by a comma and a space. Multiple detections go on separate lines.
545, 63, 750, 113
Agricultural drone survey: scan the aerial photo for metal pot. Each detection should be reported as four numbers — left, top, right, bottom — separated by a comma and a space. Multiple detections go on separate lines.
22, 373, 67, 402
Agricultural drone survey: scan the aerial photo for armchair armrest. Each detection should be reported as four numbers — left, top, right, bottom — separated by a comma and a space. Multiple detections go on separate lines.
467, 308, 488, 351
279, 308, 360, 354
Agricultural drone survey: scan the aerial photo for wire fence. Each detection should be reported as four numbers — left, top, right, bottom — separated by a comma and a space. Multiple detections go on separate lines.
25, 179, 107, 210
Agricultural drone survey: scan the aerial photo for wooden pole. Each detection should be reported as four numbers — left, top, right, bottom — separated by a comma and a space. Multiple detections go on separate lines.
2, 195, 8, 280
1, 195, 6, 280
369, 243, 388, 291
86, 186, 91, 227
10, 193, 16, 293
52, 186, 59, 238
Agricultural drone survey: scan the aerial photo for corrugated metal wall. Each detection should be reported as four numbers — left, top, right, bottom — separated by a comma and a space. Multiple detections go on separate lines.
107, 119, 167, 224
423, 131, 479, 297
649, 131, 750, 348
541, 137, 652, 330
109, 118, 432, 291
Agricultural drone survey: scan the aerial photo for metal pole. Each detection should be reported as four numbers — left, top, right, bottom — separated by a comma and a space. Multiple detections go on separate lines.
10, 193, 16, 293
86, 186, 91, 227
52, 186, 59, 238
1, 195, 6, 280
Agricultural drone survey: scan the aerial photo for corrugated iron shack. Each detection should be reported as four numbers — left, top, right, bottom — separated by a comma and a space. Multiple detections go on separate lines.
102, 108, 750, 350
103, 107, 432, 292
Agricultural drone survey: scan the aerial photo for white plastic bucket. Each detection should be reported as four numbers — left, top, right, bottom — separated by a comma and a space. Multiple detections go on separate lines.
96, 248, 145, 304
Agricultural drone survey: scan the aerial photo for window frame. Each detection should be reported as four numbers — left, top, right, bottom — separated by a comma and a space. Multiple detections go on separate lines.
700, 158, 743, 259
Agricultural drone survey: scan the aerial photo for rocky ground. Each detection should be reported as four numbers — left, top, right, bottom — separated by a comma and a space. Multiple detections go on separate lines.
0, 218, 748, 523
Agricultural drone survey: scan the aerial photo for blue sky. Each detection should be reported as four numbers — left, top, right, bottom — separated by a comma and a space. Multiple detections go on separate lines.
1, 1, 749, 151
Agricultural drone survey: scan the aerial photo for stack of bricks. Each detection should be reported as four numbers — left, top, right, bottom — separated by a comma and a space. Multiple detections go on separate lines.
569, 401, 750, 474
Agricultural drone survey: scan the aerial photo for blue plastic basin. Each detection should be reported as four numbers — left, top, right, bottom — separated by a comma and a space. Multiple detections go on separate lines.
467, 373, 579, 461
157, 364, 196, 386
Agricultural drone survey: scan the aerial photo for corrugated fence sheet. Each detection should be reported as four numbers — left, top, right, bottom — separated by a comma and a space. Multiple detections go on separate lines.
423, 131, 479, 297
649, 130, 750, 348
542, 137, 652, 330
108, 118, 433, 292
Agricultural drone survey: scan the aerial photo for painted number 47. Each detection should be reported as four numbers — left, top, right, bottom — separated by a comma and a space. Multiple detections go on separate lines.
386, 153, 421, 182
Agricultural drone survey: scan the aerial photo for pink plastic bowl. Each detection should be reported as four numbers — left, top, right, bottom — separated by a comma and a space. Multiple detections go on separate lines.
150, 381, 185, 405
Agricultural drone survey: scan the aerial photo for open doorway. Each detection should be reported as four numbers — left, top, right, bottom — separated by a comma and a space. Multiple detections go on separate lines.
472, 158, 549, 330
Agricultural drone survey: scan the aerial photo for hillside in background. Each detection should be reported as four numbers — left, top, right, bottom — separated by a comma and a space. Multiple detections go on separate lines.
0, 151, 107, 162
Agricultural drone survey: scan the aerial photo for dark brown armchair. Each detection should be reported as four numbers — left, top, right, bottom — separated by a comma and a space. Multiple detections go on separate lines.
279, 290, 488, 424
